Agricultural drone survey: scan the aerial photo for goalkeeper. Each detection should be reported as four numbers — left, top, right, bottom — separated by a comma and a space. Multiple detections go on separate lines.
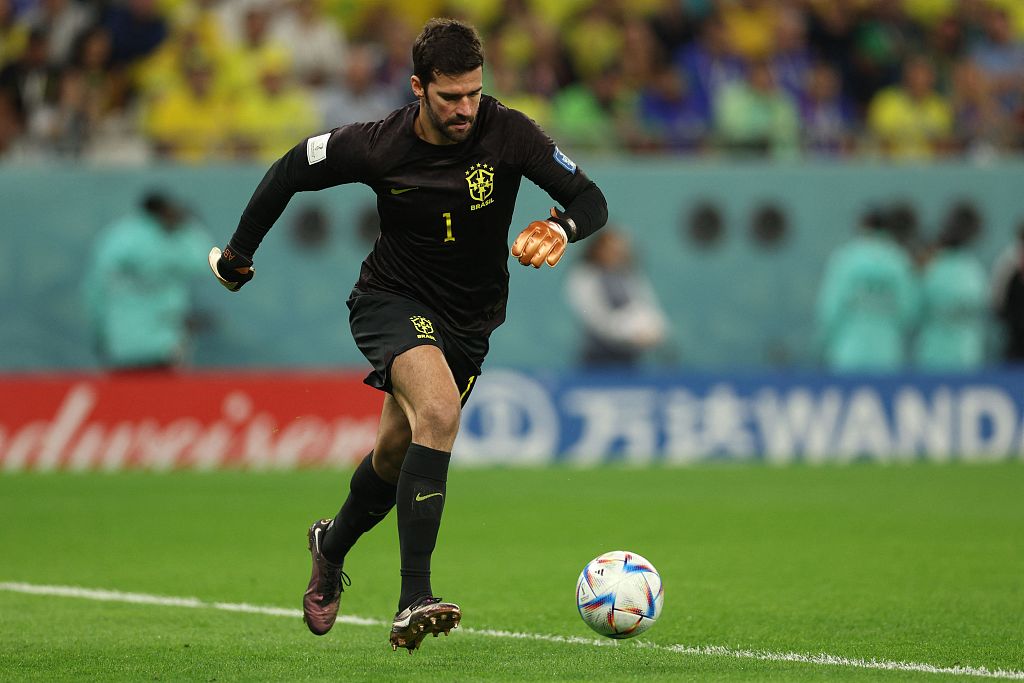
209, 18, 607, 652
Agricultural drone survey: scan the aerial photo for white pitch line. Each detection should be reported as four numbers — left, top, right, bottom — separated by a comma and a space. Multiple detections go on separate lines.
2, 582, 1022, 680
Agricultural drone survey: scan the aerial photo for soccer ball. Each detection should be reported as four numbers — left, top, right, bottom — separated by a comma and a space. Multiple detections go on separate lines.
576, 550, 664, 639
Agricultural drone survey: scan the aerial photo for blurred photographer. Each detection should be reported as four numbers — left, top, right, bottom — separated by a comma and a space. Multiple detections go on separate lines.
84, 191, 210, 370
565, 227, 668, 368
914, 203, 988, 371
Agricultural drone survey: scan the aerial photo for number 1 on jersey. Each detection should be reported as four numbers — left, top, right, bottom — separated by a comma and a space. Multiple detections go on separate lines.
443, 212, 455, 243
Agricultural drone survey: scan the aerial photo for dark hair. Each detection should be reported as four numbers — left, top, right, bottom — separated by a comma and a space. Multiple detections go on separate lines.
412, 18, 484, 87
886, 200, 920, 245
141, 191, 174, 216
938, 199, 982, 249
861, 205, 888, 231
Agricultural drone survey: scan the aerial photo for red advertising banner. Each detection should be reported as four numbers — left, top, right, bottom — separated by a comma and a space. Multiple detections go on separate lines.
0, 372, 382, 471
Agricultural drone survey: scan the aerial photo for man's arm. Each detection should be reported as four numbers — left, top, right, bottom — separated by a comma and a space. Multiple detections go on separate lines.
505, 109, 608, 268
548, 184, 607, 244
228, 129, 366, 259
211, 126, 371, 290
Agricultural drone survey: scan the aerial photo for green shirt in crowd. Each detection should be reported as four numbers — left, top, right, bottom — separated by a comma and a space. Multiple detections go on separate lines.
84, 212, 210, 368
913, 248, 988, 371
816, 233, 919, 372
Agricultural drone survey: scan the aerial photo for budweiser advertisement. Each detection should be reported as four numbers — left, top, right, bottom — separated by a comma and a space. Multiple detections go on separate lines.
0, 373, 382, 471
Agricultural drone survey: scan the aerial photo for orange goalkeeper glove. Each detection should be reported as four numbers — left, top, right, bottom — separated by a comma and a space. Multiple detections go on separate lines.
511, 208, 573, 268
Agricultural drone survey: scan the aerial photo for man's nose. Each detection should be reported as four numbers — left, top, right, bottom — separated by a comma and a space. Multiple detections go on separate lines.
455, 97, 473, 117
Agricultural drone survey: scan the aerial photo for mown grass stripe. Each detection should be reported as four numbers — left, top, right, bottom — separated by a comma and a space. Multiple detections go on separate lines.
2, 581, 1021, 680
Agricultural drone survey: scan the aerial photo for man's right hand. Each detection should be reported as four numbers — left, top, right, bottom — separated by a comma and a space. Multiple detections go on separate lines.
208, 246, 254, 292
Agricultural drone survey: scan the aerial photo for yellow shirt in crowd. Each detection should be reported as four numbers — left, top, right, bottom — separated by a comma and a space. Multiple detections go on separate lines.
867, 87, 952, 160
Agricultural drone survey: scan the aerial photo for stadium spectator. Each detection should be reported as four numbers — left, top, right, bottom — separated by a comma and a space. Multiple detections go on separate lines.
219, 3, 290, 93
0, 27, 60, 141
270, 0, 347, 88
142, 56, 231, 162
564, 0, 628, 80
800, 61, 857, 156
33, 66, 90, 157
488, 4, 568, 100
21, 0, 93, 65
45, 25, 147, 163
619, 15, 660, 89
207, 0, 257, 47
231, 49, 318, 161
314, 43, 400, 128
719, 0, 780, 61
804, 1, 856, 96
771, 4, 813, 103
845, 1, 918, 111
0, 0, 1023, 160
101, 0, 168, 67
969, 5, 1024, 119
673, 13, 745, 122
925, 12, 968, 89
84, 191, 211, 370
913, 203, 989, 371
551, 66, 634, 152
645, 0, 698, 59
487, 48, 552, 129
816, 208, 919, 372
0, 0, 29, 66
714, 58, 800, 159
949, 58, 1003, 157
867, 55, 953, 159
565, 227, 668, 368
366, 8, 415, 93
636, 62, 709, 152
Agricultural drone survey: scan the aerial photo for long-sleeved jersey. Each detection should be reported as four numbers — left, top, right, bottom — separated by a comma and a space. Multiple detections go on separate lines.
228, 95, 608, 337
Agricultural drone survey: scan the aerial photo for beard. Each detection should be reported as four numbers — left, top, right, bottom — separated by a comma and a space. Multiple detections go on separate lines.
424, 96, 475, 143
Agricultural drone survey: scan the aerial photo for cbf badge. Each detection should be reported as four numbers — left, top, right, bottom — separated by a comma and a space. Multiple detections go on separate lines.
466, 162, 495, 211
410, 315, 436, 341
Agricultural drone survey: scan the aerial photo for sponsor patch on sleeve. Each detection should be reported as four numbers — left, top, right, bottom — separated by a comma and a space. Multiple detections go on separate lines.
553, 146, 577, 174
306, 133, 331, 165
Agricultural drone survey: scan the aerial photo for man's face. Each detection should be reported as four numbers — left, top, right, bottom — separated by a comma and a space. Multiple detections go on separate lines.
412, 67, 483, 144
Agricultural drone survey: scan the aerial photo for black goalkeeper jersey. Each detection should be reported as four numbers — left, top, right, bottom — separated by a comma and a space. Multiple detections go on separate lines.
229, 95, 606, 338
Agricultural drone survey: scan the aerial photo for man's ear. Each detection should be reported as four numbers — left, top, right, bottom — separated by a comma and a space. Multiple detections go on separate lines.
410, 75, 425, 99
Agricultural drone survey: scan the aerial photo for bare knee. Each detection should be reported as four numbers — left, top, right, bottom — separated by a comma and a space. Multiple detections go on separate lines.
410, 397, 461, 450
390, 345, 462, 451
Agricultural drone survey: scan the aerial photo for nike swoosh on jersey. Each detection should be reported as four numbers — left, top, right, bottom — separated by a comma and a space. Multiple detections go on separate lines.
390, 187, 419, 195
414, 492, 443, 502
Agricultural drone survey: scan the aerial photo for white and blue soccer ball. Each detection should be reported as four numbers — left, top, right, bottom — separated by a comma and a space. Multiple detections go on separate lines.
576, 550, 664, 638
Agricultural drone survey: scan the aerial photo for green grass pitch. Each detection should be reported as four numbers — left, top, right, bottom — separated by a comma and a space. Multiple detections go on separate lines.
1, 462, 1022, 681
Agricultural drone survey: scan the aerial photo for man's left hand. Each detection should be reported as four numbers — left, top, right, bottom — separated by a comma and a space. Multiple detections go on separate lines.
511, 213, 567, 268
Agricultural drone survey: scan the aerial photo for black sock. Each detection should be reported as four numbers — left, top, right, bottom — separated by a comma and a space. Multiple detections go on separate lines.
321, 452, 397, 564
396, 443, 451, 611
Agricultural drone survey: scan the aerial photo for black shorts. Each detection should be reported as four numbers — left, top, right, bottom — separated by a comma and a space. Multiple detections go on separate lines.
347, 290, 488, 406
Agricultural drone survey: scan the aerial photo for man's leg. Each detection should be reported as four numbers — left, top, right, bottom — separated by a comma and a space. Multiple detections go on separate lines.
303, 396, 410, 635
320, 395, 410, 560
387, 345, 463, 650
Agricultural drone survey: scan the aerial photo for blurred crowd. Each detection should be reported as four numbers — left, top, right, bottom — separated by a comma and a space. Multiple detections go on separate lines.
816, 200, 1024, 373
2, 0, 1024, 164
